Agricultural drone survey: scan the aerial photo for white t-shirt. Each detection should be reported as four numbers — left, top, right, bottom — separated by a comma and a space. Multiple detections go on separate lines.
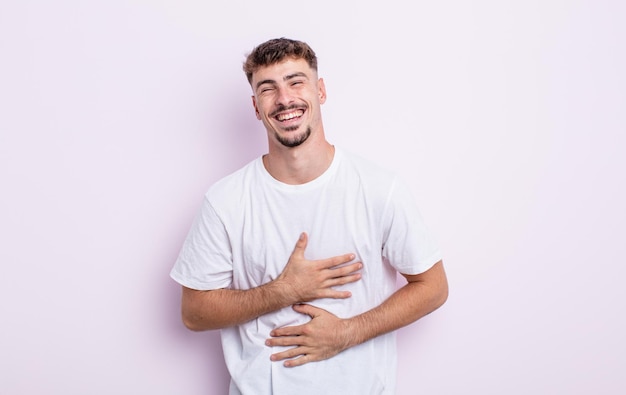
171, 147, 442, 395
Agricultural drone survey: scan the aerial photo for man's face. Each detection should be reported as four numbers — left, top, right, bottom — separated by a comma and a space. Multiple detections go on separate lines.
251, 58, 326, 148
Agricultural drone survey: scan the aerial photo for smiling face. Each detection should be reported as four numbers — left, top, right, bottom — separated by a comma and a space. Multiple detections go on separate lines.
251, 57, 327, 149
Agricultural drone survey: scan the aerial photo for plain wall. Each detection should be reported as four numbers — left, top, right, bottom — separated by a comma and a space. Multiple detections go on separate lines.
1, 0, 624, 394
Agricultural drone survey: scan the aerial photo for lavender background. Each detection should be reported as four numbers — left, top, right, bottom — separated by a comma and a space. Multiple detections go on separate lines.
1, 1, 624, 394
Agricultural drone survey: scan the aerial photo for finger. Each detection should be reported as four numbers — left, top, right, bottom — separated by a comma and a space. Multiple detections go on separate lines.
319, 253, 357, 269
269, 346, 309, 362
321, 289, 352, 299
284, 354, 314, 367
290, 232, 308, 259
328, 261, 363, 278
326, 272, 362, 288
266, 335, 303, 347
270, 323, 306, 338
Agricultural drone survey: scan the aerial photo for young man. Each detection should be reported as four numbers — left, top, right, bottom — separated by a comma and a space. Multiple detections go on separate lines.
171, 38, 448, 394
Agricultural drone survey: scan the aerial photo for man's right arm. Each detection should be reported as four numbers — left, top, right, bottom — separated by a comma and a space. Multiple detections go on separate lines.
180, 232, 362, 331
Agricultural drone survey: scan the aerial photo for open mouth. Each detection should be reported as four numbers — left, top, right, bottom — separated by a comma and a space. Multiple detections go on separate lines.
274, 109, 304, 122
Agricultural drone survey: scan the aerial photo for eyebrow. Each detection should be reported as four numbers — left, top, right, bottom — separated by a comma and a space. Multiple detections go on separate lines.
284, 72, 307, 81
255, 72, 308, 90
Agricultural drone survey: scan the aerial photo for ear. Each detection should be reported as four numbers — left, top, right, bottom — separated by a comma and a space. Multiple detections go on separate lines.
317, 78, 327, 104
252, 95, 261, 120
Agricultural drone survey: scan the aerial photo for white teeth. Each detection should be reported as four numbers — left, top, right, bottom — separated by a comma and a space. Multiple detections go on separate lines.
277, 110, 303, 121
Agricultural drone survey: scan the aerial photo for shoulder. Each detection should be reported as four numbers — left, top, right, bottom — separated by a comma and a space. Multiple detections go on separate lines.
337, 147, 399, 187
205, 157, 260, 205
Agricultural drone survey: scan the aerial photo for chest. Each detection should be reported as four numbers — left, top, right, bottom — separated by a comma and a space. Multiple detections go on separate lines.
227, 182, 386, 287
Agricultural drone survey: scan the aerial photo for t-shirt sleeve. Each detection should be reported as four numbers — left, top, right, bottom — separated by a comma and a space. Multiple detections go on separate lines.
170, 196, 234, 290
381, 177, 442, 275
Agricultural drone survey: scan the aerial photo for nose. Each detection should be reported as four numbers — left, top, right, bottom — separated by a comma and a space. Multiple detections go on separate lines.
275, 86, 294, 106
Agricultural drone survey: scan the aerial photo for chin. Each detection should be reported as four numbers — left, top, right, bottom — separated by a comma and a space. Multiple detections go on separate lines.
275, 127, 311, 148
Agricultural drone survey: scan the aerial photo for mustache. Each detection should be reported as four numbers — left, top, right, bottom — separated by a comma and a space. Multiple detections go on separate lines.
269, 104, 306, 118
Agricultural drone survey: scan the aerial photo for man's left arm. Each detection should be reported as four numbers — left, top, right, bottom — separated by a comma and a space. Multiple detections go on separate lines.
266, 260, 448, 367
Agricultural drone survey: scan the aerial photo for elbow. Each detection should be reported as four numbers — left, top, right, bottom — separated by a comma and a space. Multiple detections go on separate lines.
433, 268, 449, 310
426, 265, 449, 314
411, 260, 449, 313
180, 287, 220, 331
432, 260, 449, 311
182, 312, 221, 332
422, 283, 447, 318
182, 314, 204, 332
435, 281, 449, 310
181, 306, 216, 332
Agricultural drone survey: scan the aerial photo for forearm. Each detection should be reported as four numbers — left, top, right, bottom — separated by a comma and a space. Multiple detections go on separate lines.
265, 261, 448, 367
181, 233, 362, 331
345, 261, 448, 347
182, 281, 293, 331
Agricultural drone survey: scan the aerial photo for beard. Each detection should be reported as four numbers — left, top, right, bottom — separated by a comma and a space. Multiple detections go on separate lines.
274, 126, 311, 148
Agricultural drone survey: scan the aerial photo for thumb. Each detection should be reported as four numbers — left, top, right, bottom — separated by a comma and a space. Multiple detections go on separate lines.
290, 232, 308, 259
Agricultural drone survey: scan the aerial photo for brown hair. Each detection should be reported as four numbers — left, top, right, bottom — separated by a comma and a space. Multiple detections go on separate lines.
243, 38, 318, 84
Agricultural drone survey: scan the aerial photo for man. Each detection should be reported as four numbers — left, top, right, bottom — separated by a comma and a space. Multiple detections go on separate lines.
171, 37, 448, 394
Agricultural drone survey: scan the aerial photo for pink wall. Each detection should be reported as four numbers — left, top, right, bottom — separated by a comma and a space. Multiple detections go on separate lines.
1, 1, 624, 394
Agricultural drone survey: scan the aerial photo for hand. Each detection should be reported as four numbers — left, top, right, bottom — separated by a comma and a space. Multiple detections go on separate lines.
266, 304, 353, 367
276, 232, 362, 304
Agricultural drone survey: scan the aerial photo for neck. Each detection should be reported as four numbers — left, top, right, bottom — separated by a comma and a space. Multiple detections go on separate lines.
263, 139, 335, 185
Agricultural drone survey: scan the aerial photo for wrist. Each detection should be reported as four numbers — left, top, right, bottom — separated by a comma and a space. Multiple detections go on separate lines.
262, 277, 299, 309
343, 316, 365, 349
